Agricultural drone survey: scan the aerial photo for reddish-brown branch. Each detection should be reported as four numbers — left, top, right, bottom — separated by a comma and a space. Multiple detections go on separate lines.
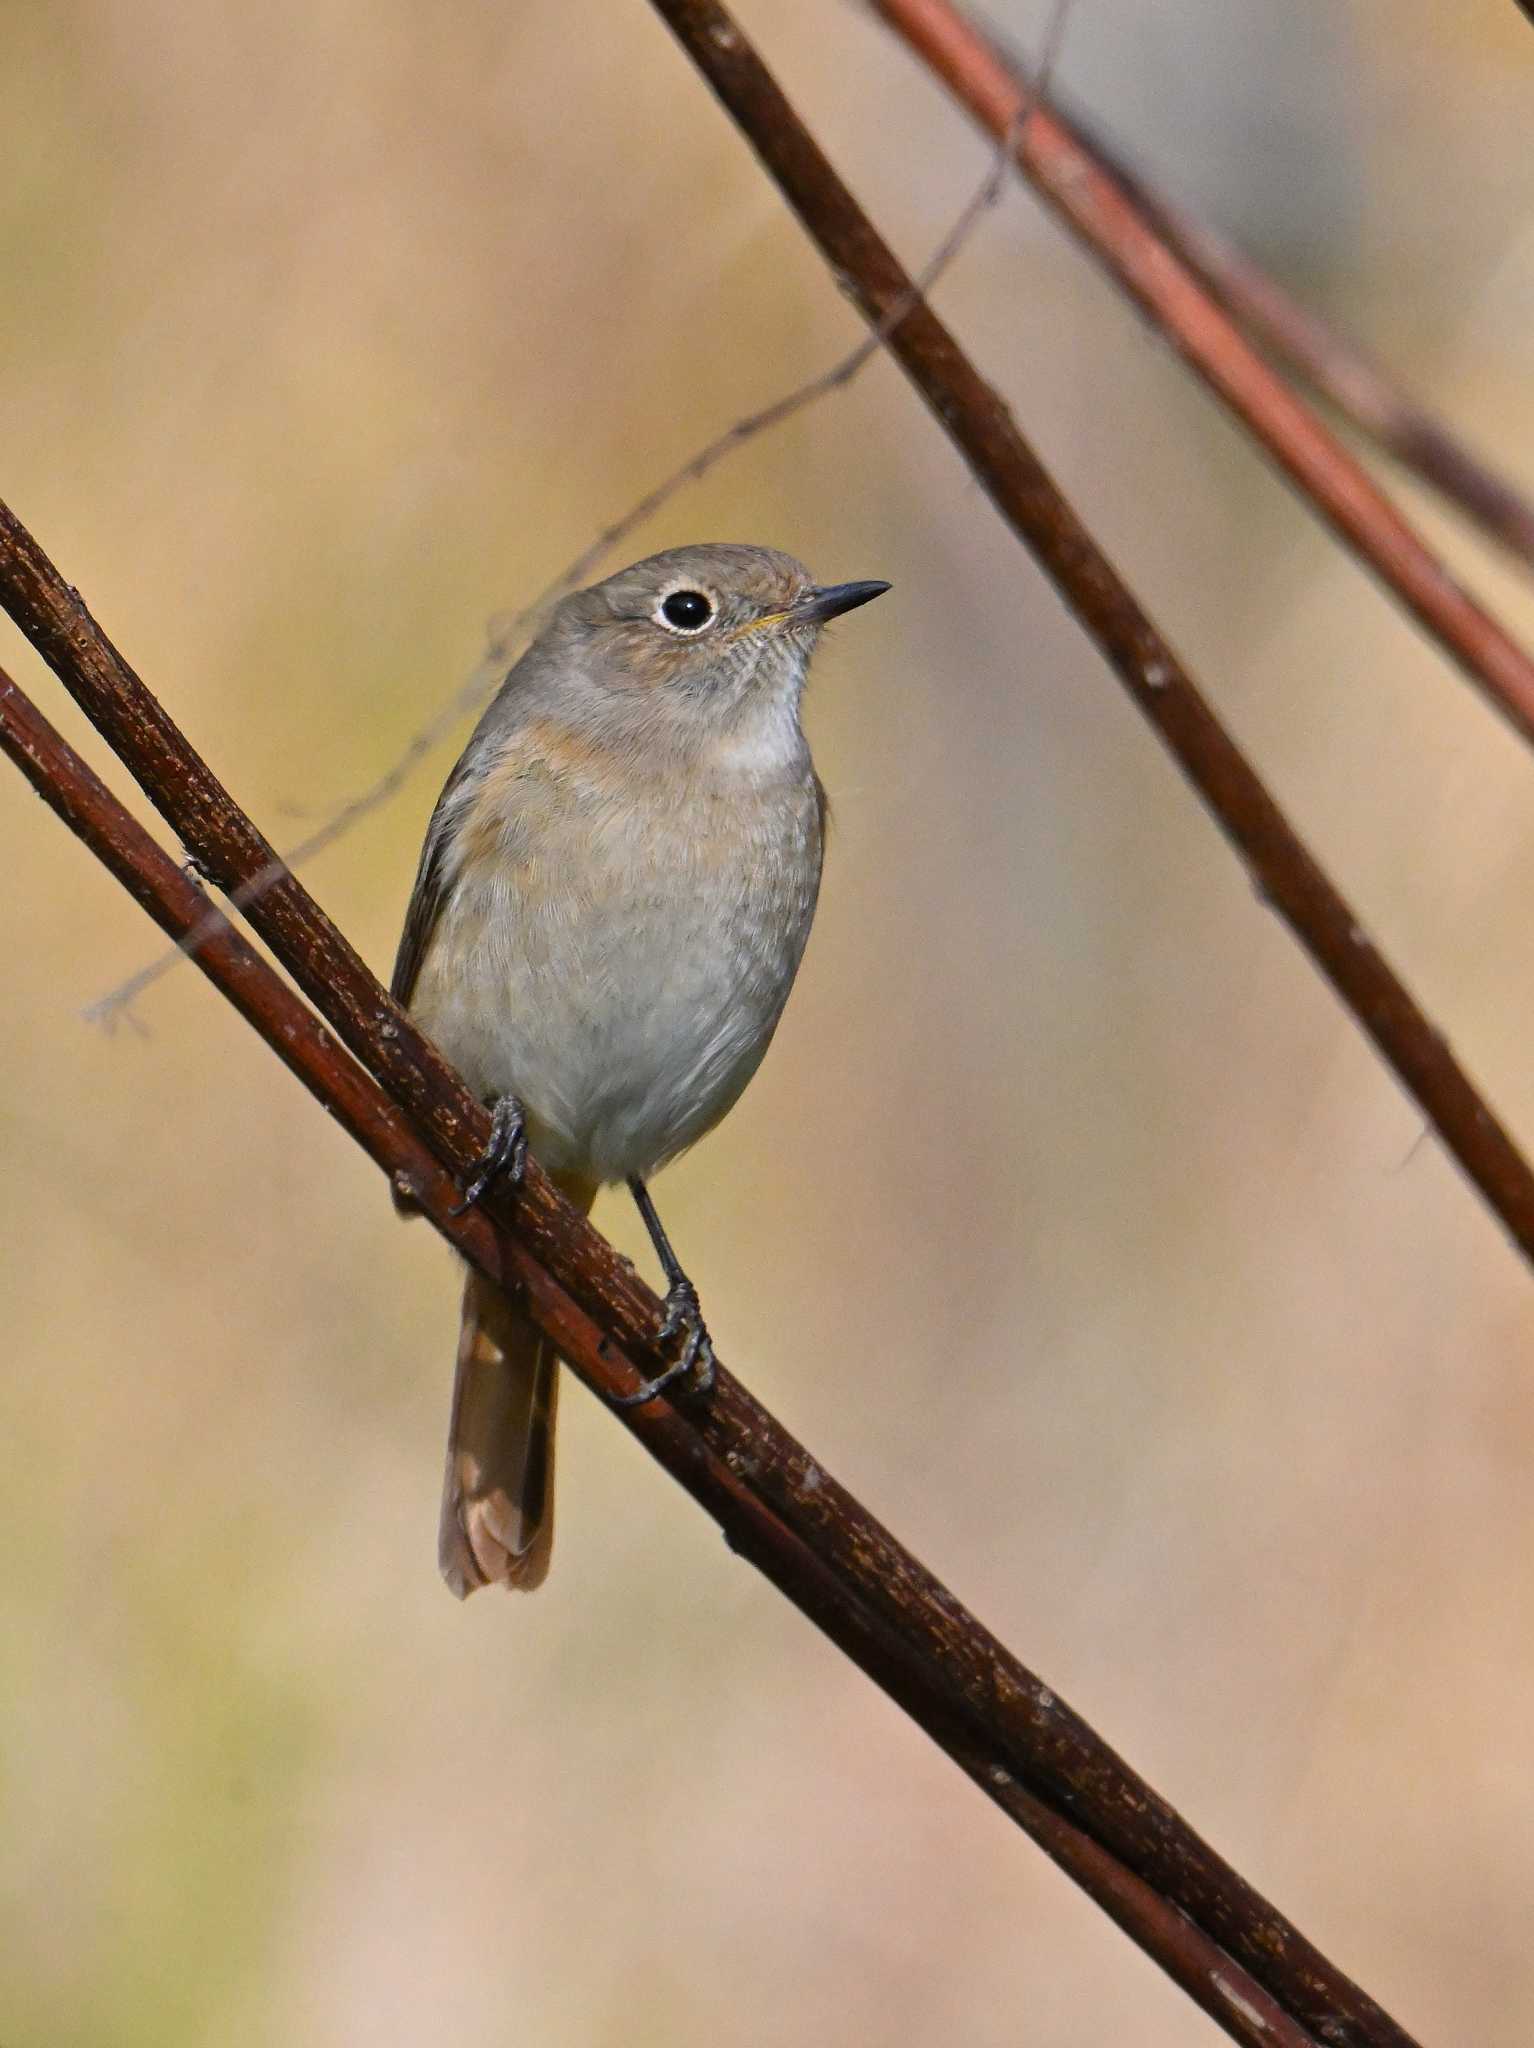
866, 0, 1534, 746
645, 1, 1534, 1281
1050, 95, 1534, 570
0, 652, 1329, 2048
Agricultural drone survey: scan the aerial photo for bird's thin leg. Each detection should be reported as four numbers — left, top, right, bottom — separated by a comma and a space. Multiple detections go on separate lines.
612, 1175, 717, 1407
450, 1092, 529, 1216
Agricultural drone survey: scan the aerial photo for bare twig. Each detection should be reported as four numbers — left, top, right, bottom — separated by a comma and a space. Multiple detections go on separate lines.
863, 0, 1534, 749
85, 108, 1021, 1030
648, 1, 1534, 1287
1051, 95, 1534, 569
1, 586, 1373, 2048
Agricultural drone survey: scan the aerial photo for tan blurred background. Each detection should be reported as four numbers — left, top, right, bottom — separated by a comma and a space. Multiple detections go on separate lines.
4, 2, 1534, 2042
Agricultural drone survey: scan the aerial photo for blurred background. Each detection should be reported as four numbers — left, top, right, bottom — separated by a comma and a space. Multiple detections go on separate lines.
3, 2, 1534, 2041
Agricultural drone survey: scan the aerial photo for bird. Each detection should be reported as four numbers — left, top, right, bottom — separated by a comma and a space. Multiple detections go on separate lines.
392, 543, 889, 1596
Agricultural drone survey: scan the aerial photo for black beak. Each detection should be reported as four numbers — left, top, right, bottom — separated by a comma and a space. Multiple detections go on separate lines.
794, 579, 891, 625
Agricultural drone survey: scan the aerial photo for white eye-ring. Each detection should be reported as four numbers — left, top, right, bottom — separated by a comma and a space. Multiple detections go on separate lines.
655, 584, 716, 635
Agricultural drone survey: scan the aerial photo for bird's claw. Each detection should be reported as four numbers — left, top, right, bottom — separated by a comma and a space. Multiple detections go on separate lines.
659, 1279, 716, 1398
450, 1093, 528, 1215
613, 1279, 716, 1408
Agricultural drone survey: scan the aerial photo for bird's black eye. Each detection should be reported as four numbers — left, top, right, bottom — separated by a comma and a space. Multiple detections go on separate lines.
659, 588, 714, 633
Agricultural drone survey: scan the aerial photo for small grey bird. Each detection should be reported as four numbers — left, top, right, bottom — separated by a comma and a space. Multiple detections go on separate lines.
392, 543, 888, 1595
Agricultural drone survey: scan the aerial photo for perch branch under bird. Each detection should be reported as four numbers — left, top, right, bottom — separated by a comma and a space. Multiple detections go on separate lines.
1, 472, 1423, 2048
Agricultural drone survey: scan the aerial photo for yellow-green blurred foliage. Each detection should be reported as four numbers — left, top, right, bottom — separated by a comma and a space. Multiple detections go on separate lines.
4, 3, 1534, 2042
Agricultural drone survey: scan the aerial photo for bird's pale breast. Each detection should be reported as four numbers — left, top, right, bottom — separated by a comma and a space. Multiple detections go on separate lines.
411, 718, 823, 1184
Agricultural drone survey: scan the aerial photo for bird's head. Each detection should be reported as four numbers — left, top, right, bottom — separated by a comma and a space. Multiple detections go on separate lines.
539, 543, 889, 751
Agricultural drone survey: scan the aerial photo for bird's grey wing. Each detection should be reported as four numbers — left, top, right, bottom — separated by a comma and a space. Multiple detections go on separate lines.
390, 654, 545, 1008
390, 751, 479, 1008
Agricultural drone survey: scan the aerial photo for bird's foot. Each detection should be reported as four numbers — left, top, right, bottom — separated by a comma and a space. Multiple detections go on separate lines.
613, 1279, 716, 1408
450, 1093, 528, 1215
659, 1279, 716, 1398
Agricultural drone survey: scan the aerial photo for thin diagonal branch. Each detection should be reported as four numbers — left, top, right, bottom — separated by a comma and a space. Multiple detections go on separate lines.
864, 0, 1534, 749
1050, 94, 1534, 570
647, 2, 1534, 1284
0, 617, 1363, 2048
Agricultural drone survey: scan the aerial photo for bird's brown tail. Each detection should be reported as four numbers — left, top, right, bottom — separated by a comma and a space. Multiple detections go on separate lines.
439, 1177, 596, 1597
